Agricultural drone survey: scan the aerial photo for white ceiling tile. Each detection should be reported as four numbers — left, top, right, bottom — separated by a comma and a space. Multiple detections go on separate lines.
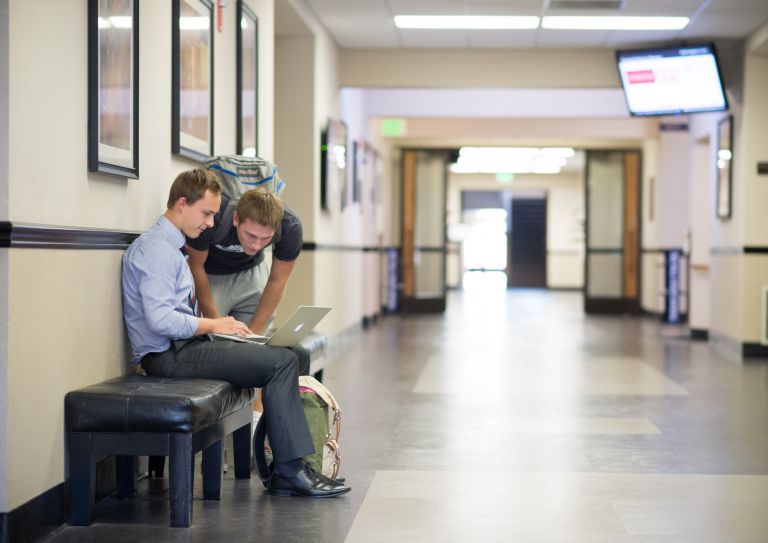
387, 0, 466, 15
398, 29, 470, 48
308, 0, 768, 50
468, 30, 539, 48
311, 4, 398, 47
534, 29, 611, 48
464, 1, 544, 15
604, 29, 686, 43
618, 0, 704, 16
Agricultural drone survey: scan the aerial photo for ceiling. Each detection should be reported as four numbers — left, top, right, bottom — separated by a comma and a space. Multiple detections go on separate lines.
302, 0, 768, 49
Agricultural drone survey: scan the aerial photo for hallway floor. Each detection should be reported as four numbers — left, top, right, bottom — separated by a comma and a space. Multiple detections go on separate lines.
45, 285, 768, 542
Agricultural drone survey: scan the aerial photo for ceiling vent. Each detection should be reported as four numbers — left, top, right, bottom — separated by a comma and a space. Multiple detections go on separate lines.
548, 0, 626, 10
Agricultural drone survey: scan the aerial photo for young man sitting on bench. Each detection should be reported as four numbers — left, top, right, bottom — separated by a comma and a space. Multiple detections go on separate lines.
121, 168, 349, 498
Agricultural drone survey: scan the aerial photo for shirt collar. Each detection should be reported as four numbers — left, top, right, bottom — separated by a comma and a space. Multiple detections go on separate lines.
156, 215, 186, 250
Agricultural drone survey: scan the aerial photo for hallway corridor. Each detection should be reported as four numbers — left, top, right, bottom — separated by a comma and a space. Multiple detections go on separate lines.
47, 286, 768, 542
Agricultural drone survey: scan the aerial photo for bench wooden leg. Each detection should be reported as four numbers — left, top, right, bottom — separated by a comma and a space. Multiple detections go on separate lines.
169, 433, 194, 528
115, 455, 135, 499
68, 432, 95, 526
201, 440, 222, 500
232, 422, 252, 479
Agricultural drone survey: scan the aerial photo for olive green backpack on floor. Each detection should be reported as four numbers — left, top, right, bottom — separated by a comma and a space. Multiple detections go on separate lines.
253, 375, 341, 483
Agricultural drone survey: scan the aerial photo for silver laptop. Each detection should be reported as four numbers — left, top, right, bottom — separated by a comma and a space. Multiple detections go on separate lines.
213, 305, 331, 347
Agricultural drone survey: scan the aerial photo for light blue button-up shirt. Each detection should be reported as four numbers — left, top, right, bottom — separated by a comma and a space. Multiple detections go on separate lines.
122, 216, 200, 363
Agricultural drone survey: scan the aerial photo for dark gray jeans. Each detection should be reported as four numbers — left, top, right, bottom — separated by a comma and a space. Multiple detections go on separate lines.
142, 337, 314, 463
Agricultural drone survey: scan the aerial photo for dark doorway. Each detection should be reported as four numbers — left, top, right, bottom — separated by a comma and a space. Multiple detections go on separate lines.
460, 191, 547, 289
508, 197, 547, 288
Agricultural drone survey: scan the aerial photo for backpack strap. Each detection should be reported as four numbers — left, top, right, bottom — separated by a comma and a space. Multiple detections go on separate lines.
210, 193, 237, 247
252, 415, 272, 486
298, 375, 341, 442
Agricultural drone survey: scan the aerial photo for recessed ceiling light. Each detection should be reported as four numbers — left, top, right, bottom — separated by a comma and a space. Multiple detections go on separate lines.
394, 15, 540, 30
541, 16, 689, 31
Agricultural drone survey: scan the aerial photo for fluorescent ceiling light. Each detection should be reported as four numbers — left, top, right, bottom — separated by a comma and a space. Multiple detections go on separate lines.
451, 147, 574, 175
541, 16, 689, 30
394, 15, 540, 30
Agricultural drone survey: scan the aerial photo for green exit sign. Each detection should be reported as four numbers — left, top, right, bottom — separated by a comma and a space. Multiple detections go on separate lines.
380, 118, 406, 137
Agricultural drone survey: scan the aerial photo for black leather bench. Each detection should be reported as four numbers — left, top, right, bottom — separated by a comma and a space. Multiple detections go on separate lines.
303, 332, 329, 378
65, 375, 254, 527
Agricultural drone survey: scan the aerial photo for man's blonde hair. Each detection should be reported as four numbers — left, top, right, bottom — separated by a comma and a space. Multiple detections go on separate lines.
167, 169, 222, 209
235, 189, 284, 230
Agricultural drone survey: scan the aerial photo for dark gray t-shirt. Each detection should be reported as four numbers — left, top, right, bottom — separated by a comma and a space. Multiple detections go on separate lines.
187, 197, 303, 275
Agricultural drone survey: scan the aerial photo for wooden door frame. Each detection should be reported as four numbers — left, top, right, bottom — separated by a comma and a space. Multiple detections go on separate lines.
583, 149, 643, 314
399, 148, 449, 313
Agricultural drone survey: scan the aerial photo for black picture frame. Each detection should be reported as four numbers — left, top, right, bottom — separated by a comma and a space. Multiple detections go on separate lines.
352, 140, 363, 204
320, 119, 347, 212
716, 115, 733, 220
88, 0, 139, 178
172, 0, 214, 162
237, 1, 258, 157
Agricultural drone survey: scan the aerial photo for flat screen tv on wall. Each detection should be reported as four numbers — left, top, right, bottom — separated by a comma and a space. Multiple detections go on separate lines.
616, 43, 728, 117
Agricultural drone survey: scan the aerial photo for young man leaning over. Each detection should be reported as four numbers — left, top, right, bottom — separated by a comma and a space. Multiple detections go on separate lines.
121, 168, 349, 498
186, 188, 302, 336
184, 188, 307, 427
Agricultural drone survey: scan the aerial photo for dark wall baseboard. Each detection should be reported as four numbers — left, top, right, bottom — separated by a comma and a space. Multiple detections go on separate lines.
0, 482, 66, 543
362, 313, 380, 329
548, 286, 582, 292
585, 298, 641, 315
0, 457, 116, 543
690, 328, 709, 340
743, 342, 768, 358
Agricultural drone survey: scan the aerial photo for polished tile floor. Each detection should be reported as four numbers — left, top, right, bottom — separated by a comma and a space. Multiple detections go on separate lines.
45, 283, 768, 542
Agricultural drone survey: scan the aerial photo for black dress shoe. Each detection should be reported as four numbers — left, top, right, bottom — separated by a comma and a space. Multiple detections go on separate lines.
269, 463, 351, 498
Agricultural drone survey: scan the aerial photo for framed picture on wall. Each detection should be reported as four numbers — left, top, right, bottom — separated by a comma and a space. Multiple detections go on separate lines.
237, 1, 258, 157
320, 119, 348, 212
352, 140, 364, 204
172, 0, 214, 162
88, 0, 139, 178
716, 115, 733, 220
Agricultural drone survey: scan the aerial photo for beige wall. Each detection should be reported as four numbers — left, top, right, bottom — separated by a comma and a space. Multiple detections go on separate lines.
641, 253, 661, 313
741, 58, 768, 246
710, 254, 745, 341
0, 0, 9, 512
705, 25, 768, 346
274, 32, 316, 320
7, 250, 126, 508
275, 0, 388, 333
340, 49, 619, 89
3, 0, 275, 511
686, 130, 714, 331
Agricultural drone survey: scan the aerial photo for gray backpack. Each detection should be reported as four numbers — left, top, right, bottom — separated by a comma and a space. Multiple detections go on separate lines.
203, 155, 286, 246
203, 155, 285, 199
